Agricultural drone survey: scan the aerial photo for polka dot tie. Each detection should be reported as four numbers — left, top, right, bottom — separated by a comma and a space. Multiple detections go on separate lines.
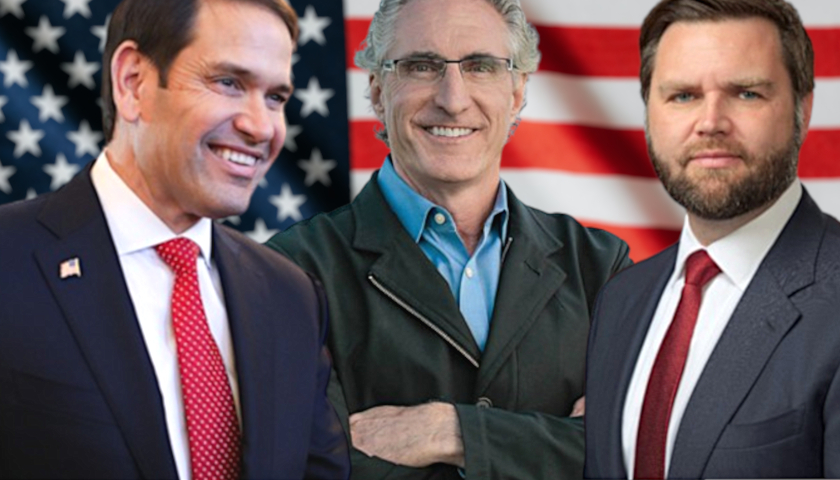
155, 238, 241, 480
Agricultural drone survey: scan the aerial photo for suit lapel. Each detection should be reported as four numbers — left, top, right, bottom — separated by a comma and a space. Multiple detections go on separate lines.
353, 178, 482, 364
34, 168, 177, 479
212, 227, 277, 475
605, 248, 676, 477
475, 195, 567, 394
669, 191, 824, 479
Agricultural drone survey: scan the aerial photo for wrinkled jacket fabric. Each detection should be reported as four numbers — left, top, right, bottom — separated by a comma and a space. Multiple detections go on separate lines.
267, 175, 631, 479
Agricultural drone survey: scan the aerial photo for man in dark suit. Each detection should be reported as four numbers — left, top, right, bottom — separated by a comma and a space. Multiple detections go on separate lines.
585, 0, 840, 478
0, 0, 349, 478
266, 0, 631, 478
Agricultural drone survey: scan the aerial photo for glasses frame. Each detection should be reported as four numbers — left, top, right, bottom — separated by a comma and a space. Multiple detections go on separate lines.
381, 56, 515, 83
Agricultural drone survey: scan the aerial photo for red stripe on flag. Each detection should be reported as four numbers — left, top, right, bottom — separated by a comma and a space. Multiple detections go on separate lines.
346, 19, 840, 78
536, 26, 640, 77
502, 123, 654, 176
350, 120, 656, 176
352, 120, 840, 179
579, 221, 680, 262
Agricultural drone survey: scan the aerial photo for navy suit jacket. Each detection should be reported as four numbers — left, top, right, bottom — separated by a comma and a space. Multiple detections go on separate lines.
585, 189, 840, 478
0, 167, 350, 479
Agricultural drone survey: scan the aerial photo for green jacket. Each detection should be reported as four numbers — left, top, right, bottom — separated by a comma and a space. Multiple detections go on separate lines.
266, 175, 631, 479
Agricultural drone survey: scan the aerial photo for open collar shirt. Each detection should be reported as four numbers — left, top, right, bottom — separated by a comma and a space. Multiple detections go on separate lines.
377, 157, 509, 351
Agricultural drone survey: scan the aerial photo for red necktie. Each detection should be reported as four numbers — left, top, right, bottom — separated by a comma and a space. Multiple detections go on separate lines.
156, 238, 241, 480
634, 250, 721, 479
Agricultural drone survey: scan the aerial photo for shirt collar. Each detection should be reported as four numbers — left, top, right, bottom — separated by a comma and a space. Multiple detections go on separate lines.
90, 151, 214, 267
675, 179, 802, 290
376, 156, 509, 243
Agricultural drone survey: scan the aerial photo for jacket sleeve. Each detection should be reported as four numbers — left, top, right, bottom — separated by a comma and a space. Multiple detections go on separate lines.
326, 370, 456, 479
456, 404, 584, 479
304, 277, 352, 480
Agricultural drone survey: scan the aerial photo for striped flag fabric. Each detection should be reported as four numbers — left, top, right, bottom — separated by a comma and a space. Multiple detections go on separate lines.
1, 0, 838, 261
346, 0, 840, 261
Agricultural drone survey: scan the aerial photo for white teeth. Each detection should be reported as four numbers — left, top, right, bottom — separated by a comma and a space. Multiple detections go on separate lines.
428, 126, 473, 137
212, 147, 258, 167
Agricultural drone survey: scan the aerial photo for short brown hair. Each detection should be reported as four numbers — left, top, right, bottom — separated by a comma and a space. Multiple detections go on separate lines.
639, 0, 813, 104
101, 0, 298, 142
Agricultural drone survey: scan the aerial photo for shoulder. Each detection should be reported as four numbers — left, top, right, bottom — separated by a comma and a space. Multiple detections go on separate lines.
513, 198, 631, 267
266, 202, 355, 254
216, 223, 317, 287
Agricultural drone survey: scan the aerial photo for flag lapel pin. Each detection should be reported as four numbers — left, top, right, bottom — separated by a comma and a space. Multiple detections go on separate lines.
59, 257, 82, 279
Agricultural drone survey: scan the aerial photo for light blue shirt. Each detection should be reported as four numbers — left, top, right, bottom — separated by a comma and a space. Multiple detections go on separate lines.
377, 157, 509, 351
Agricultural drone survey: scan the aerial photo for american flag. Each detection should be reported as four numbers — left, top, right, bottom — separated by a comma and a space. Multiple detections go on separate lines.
2, 0, 839, 260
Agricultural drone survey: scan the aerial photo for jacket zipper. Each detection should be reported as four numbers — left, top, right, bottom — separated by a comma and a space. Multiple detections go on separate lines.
367, 274, 480, 368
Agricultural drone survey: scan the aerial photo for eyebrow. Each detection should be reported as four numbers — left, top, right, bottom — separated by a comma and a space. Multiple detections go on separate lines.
209, 61, 293, 95
657, 78, 775, 94
397, 50, 501, 61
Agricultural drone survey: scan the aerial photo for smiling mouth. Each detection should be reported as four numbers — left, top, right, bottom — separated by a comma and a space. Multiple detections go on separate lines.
425, 126, 475, 138
211, 146, 260, 167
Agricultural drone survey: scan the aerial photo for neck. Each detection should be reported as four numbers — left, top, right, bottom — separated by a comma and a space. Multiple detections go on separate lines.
104, 144, 199, 234
394, 164, 500, 256
687, 201, 776, 247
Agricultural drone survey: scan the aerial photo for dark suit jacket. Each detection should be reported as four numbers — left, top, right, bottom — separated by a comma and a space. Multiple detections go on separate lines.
0, 166, 350, 479
585, 189, 840, 478
267, 174, 631, 480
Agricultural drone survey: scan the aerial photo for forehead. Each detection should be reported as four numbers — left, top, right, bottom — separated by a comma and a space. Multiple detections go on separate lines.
181, 0, 293, 65
653, 18, 788, 84
388, 0, 512, 58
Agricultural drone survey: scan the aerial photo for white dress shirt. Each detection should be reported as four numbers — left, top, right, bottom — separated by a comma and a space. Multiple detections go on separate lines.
622, 179, 802, 478
90, 152, 240, 480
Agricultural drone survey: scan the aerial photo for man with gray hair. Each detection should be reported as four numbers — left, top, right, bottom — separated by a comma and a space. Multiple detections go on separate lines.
585, 0, 840, 478
267, 0, 630, 477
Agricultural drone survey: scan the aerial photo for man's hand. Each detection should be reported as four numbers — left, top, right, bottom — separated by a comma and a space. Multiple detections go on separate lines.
349, 402, 465, 468
571, 396, 585, 417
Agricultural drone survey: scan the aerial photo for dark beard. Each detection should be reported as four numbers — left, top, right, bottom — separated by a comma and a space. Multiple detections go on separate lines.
649, 133, 800, 221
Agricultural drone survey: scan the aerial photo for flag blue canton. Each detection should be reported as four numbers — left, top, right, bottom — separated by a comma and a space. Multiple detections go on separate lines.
0, 0, 350, 242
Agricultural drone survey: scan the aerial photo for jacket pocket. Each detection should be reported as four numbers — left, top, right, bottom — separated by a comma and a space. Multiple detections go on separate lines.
9, 368, 113, 426
715, 405, 805, 449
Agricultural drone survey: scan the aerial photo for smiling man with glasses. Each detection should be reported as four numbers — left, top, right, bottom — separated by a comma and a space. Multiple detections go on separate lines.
266, 0, 631, 478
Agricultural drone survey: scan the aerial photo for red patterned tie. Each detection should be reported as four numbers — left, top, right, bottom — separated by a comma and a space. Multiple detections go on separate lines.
634, 250, 721, 479
156, 238, 241, 480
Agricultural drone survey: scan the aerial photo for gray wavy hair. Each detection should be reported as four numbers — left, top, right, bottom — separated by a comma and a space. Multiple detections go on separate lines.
355, 0, 541, 145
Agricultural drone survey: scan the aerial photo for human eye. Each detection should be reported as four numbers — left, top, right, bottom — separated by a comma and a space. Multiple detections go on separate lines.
399, 59, 441, 80
669, 92, 694, 103
739, 90, 761, 100
462, 57, 501, 75
212, 76, 243, 94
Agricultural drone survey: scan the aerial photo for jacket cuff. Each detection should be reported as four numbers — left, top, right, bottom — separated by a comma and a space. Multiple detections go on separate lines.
454, 403, 489, 479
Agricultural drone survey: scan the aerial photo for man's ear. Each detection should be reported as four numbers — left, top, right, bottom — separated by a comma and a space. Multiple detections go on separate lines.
110, 40, 150, 124
510, 72, 528, 124
369, 72, 386, 122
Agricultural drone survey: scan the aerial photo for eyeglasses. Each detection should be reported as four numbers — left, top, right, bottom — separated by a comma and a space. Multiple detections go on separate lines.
381, 56, 514, 84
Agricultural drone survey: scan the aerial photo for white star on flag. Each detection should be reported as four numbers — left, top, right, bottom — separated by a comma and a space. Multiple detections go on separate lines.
298, 148, 336, 187
25, 188, 37, 200
0, 49, 33, 88
295, 77, 334, 118
270, 183, 306, 222
0, 95, 8, 122
297, 5, 331, 46
66, 120, 103, 157
25, 16, 66, 53
7, 119, 44, 158
60, 0, 91, 19
31, 84, 69, 123
284, 124, 302, 152
245, 218, 280, 243
91, 14, 109, 52
43, 153, 80, 190
0, 160, 16, 194
61, 50, 99, 89
0, 0, 26, 19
